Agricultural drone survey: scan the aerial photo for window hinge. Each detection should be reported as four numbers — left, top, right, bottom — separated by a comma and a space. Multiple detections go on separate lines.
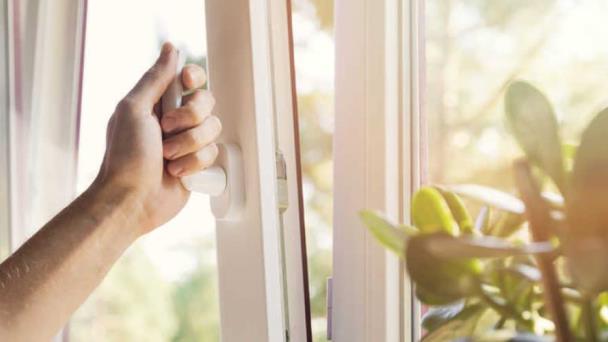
327, 277, 333, 340
276, 150, 289, 213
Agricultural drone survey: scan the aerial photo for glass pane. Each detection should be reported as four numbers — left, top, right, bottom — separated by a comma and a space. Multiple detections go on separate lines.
426, 0, 608, 189
291, 0, 334, 340
71, 1, 220, 341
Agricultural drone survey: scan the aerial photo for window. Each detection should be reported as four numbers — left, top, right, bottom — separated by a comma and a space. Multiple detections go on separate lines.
290, 0, 334, 340
335, 0, 608, 340
333, 0, 423, 340
2, 0, 312, 341
70, 1, 220, 340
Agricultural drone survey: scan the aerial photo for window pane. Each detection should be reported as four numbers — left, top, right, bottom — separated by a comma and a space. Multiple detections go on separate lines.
426, 0, 608, 188
71, 1, 219, 340
291, 0, 334, 340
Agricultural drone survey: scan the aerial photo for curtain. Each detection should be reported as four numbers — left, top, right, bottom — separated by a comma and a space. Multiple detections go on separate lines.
4, 0, 87, 251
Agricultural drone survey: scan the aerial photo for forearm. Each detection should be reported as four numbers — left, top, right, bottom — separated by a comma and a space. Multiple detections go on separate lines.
0, 181, 144, 341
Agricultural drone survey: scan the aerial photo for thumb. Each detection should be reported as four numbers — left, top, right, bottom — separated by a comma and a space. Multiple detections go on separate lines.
126, 42, 177, 110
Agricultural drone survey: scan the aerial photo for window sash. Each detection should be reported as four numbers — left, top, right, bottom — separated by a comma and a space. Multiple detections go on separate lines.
333, 0, 424, 340
203, 1, 311, 340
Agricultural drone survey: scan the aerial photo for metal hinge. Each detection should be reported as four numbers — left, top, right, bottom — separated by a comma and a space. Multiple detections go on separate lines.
276, 150, 289, 213
327, 277, 333, 340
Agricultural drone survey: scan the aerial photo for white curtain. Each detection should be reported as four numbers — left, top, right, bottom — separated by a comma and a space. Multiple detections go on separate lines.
5, 0, 86, 251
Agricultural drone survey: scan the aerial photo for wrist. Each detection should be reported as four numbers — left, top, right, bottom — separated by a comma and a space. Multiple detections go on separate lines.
85, 178, 149, 239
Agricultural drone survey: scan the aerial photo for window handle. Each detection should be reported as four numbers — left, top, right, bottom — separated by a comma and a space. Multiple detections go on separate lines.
162, 50, 245, 221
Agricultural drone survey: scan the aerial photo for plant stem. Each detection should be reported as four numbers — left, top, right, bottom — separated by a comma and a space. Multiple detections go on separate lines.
513, 160, 571, 342
477, 282, 533, 330
582, 298, 598, 342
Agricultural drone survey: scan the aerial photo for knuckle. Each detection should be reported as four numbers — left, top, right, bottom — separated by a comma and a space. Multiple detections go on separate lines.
195, 144, 218, 168
185, 129, 201, 146
184, 103, 203, 123
193, 90, 215, 108
146, 65, 161, 78
116, 98, 140, 113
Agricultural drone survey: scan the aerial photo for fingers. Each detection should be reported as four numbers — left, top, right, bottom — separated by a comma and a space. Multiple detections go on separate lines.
161, 90, 215, 134
167, 143, 219, 177
181, 64, 207, 90
125, 42, 177, 110
163, 115, 222, 160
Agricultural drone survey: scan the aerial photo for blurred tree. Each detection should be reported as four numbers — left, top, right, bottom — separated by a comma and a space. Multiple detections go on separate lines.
426, 0, 608, 192
310, 0, 333, 31
70, 246, 177, 341
171, 252, 220, 342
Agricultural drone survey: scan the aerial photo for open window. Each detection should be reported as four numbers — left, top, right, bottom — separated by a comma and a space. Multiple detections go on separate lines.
1, 0, 311, 341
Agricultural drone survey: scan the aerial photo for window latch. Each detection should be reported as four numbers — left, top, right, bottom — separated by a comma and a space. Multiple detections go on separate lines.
276, 150, 289, 213
162, 50, 245, 221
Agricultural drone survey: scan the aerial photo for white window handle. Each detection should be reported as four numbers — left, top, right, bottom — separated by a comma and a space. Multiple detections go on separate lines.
162, 50, 245, 221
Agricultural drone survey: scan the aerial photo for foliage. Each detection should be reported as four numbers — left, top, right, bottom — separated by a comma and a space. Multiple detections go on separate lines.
362, 81, 608, 341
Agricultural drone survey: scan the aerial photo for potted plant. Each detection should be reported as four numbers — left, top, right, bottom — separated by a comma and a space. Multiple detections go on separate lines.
361, 81, 608, 341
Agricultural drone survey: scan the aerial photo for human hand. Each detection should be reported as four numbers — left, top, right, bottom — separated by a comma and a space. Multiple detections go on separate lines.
95, 42, 221, 233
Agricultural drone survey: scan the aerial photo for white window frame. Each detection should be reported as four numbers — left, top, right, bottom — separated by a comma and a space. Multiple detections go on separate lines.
333, 0, 424, 340
205, 0, 310, 341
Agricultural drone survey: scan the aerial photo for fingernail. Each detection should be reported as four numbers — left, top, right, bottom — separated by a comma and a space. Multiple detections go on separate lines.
187, 68, 203, 86
163, 143, 178, 159
203, 116, 222, 138
162, 116, 176, 132
161, 42, 173, 56
200, 144, 218, 164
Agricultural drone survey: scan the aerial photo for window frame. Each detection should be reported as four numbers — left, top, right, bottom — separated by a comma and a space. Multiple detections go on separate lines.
333, 0, 425, 340
195, 1, 313, 341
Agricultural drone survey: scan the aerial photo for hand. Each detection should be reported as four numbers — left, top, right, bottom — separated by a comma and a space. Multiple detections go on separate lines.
95, 42, 222, 234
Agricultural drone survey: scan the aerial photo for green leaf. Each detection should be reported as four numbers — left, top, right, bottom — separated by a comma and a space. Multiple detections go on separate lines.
461, 331, 550, 342
436, 187, 474, 234
505, 81, 565, 192
406, 233, 481, 305
422, 234, 555, 259
448, 184, 525, 215
421, 304, 486, 341
567, 108, 608, 293
562, 142, 578, 161
501, 264, 542, 283
412, 187, 459, 235
541, 191, 564, 209
563, 235, 608, 295
569, 108, 608, 233
490, 212, 526, 238
359, 210, 416, 257
422, 301, 465, 332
